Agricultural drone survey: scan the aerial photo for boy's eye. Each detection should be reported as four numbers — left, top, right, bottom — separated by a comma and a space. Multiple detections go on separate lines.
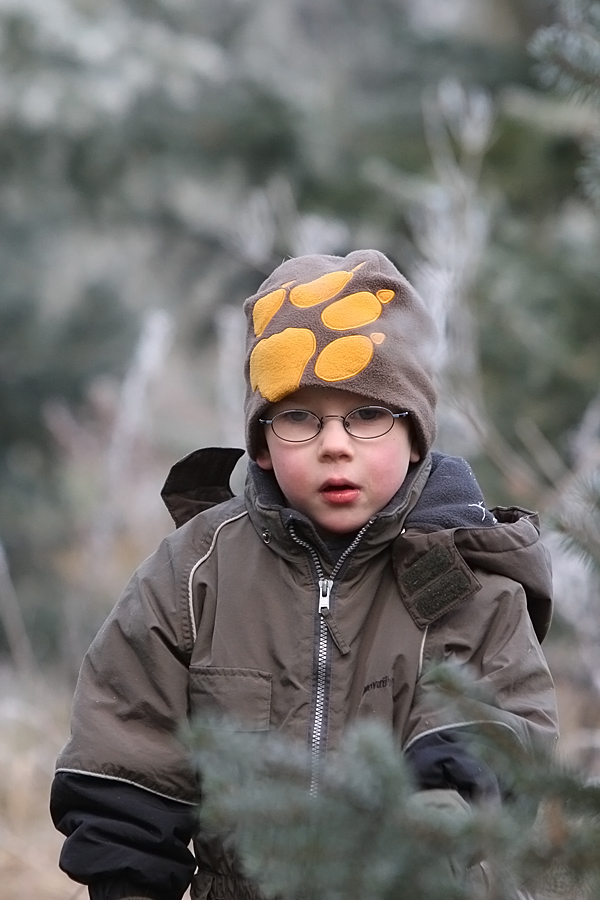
351, 406, 388, 423
279, 410, 312, 424
270, 409, 321, 441
345, 406, 397, 438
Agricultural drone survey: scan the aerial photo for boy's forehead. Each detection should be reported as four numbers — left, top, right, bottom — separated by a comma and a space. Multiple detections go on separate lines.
266, 386, 382, 413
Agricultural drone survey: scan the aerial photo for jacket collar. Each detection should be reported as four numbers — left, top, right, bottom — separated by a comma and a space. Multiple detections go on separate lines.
160, 446, 552, 641
243, 453, 433, 568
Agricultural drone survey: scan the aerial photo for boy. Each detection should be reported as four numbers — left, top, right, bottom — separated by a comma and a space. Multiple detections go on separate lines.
51, 249, 558, 900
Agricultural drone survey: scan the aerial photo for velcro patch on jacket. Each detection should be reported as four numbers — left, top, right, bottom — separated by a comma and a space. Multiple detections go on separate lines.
399, 545, 481, 628
400, 545, 453, 594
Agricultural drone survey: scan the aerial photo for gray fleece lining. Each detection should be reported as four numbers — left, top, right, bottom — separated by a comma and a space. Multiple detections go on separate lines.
404, 452, 496, 531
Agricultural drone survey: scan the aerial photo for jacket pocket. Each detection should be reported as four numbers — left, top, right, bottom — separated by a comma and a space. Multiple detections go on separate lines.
188, 666, 272, 732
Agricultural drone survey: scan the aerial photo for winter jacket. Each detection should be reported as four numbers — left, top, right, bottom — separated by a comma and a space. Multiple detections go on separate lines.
51, 449, 558, 900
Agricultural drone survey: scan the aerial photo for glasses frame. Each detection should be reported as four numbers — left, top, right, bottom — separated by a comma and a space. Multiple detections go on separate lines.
259, 406, 409, 443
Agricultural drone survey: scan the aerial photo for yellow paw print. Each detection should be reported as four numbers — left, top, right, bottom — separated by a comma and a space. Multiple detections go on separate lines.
250, 264, 394, 402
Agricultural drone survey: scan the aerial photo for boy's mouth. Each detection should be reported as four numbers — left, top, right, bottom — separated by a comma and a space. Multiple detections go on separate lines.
319, 479, 360, 504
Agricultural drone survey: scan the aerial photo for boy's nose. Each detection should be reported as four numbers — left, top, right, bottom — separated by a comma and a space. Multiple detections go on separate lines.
316, 416, 354, 456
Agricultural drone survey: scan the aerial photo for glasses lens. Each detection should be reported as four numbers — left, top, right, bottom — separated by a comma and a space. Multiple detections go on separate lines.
271, 410, 321, 441
345, 407, 394, 438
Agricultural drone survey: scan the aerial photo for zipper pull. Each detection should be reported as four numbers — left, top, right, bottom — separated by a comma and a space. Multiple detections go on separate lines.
318, 578, 350, 655
319, 578, 334, 613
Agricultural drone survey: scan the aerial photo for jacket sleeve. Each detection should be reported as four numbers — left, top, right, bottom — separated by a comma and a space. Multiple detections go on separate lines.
403, 572, 559, 761
55, 532, 200, 802
53, 529, 204, 896
50, 772, 197, 900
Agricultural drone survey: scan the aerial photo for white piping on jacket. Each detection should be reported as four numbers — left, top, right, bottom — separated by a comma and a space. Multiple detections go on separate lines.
403, 719, 523, 753
417, 626, 428, 679
187, 510, 248, 642
54, 767, 197, 805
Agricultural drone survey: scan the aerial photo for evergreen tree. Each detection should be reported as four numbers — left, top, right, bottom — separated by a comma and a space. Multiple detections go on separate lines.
530, 0, 600, 213
187, 666, 600, 900
526, 0, 600, 704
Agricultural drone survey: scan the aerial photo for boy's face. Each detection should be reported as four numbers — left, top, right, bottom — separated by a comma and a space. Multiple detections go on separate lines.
256, 386, 420, 540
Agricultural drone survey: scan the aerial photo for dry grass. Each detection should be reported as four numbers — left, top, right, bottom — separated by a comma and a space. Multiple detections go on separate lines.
0, 666, 83, 900
0, 665, 194, 900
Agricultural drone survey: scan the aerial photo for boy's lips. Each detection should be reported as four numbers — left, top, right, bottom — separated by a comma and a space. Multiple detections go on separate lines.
319, 479, 360, 504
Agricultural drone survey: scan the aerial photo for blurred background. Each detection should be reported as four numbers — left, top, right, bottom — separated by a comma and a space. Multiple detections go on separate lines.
2, 0, 600, 896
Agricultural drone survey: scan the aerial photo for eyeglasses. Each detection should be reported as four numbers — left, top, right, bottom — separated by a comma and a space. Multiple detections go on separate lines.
259, 406, 409, 442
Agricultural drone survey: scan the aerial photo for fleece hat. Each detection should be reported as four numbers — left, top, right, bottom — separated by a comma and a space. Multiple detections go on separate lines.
243, 249, 438, 460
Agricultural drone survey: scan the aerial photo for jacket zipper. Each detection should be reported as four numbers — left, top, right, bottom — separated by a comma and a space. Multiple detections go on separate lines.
289, 520, 373, 796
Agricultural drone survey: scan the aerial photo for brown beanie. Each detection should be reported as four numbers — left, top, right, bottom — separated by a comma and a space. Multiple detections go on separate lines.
243, 249, 438, 459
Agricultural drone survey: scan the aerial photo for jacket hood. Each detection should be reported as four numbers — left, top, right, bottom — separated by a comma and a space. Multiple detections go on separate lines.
161, 448, 553, 642
400, 454, 553, 643
161, 447, 245, 528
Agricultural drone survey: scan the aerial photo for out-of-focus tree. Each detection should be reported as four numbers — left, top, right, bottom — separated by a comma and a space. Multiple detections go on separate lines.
518, 0, 600, 773
187, 675, 600, 900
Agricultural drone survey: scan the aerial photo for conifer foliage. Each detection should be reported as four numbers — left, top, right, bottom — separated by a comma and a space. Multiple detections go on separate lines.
188, 667, 600, 900
531, 0, 600, 208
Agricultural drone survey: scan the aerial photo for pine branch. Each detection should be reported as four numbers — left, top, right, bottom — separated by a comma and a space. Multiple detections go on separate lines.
549, 474, 600, 573
186, 667, 600, 900
530, 15, 600, 103
188, 718, 478, 900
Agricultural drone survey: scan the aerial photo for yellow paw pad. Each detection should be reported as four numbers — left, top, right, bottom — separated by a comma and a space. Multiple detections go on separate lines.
289, 270, 354, 308
253, 288, 286, 337
314, 335, 374, 382
250, 327, 316, 401
321, 291, 384, 330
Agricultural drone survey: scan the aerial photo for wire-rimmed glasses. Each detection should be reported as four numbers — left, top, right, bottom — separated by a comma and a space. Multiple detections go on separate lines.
259, 406, 409, 442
